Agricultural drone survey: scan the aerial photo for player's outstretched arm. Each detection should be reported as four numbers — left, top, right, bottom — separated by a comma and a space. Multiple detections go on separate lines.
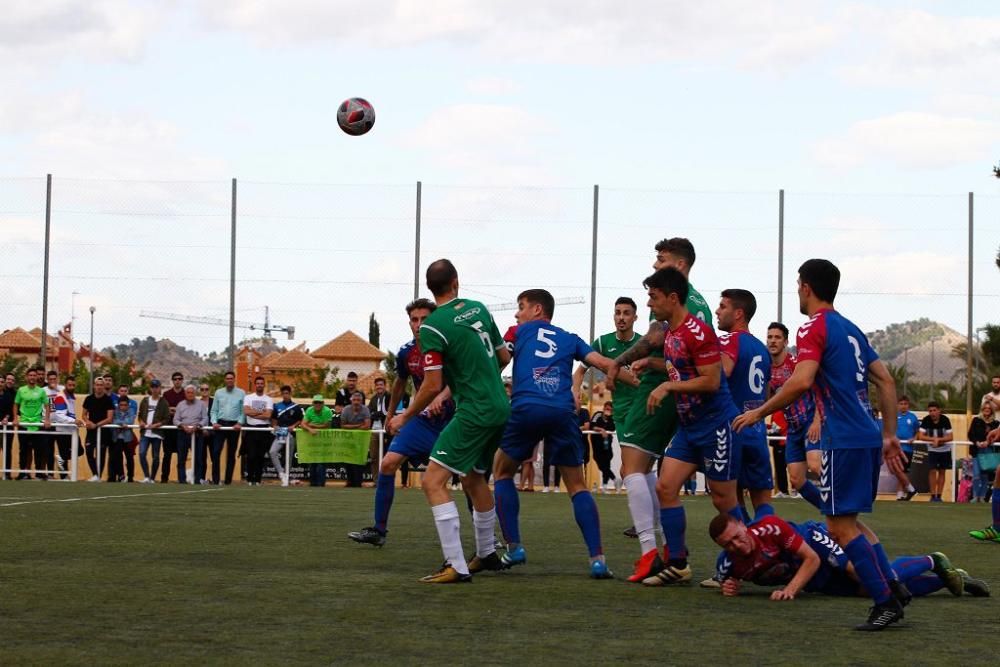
773, 543, 821, 601
612, 321, 663, 369
733, 360, 818, 432
721, 578, 741, 597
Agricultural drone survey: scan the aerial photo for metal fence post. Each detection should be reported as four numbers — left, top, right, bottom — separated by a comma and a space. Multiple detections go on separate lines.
229, 178, 237, 370
586, 185, 599, 406
40, 174, 52, 368
414, 181, 422, 299
777, 189, 784, 323
967, 192, 974, 417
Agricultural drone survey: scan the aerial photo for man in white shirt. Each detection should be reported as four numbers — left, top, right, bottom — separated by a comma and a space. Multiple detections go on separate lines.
242, 376, 274, 486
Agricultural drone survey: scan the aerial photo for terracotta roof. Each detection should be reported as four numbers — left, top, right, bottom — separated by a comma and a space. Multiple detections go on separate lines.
0, 327, 42, 349
262, 349, 324, 371
312, 330, 386, 361
28, 328, 59, 348
258, 351, 282, 367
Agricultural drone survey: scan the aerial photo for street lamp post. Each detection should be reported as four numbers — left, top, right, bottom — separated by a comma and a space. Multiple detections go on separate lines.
88, 306, 96, 394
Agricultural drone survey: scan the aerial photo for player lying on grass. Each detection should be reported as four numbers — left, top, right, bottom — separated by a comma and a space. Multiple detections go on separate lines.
709, 514, 990, 602
492, 289, 620, 579
348, 298, 455, 548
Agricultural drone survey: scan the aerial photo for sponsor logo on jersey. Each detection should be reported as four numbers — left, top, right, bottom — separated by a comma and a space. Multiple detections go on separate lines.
532, 367, 561, 396
453, 307, 481, 323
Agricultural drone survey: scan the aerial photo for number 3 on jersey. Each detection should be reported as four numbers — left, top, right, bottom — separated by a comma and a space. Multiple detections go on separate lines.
471, 320, 495, 358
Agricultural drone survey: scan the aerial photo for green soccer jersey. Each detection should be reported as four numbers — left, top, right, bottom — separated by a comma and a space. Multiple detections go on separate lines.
419, 297, 509, 424
592, 331, 642, 416
647, 283, 713, 328
15, 385, 47, 431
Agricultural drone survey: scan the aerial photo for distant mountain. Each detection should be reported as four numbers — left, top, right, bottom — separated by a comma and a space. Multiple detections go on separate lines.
104, 337, 222, 381
866, 319, 965, 385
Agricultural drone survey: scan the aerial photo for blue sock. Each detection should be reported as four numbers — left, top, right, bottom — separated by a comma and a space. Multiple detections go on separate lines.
727, 506, 744, 522
753, 503, 775, 521
571, 491, 603, 558
993, 494, 1000, 529
660, 506, 687, 563
373, 473, 395, 534
494, 478, 521, 545
798, 481, 823, 510
892, 555, 932, 583
906, 573, 945, 597
844, 534, 891, 604
872, 541, 898, 581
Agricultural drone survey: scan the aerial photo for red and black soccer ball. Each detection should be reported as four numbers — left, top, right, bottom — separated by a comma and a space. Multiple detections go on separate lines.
337, 97, 375, 136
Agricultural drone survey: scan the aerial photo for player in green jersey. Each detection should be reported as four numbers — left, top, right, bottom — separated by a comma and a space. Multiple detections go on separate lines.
388, 259, 512, 583
605, 237, 715, 583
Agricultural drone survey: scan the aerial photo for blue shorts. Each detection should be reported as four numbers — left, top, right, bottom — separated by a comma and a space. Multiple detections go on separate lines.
819, 448, 882, 516
785, 427, 820, 464
665, 419, 741, 482
737, 428, 773, 491
386, 416, 445, 466
500, 403, 583, 468
792, 521, 850, 569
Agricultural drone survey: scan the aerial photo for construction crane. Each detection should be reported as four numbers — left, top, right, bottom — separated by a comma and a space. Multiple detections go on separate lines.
488, 296, 585, 312
140, 306, 295, 339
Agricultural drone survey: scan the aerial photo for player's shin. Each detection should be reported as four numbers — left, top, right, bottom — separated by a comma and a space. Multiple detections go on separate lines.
659, 505, 687, 565
871, 542, 899, 581
473, 508, 498, 558
625, 473, 657, 554
431, 501, 468, 574
374, 473, 396, 534
844, 534, 892, 604
645, 471, 662, 540
797, 480, 823, 510
904, 574, 945, 597
494, 477, 521, 548
571, 490, 603, 560
891, 555, 932, 582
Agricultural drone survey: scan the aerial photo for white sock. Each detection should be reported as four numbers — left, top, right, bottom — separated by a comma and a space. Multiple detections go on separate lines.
645, 471, 662, 543
625, 473, 656, 554
906, 484, 915, 493
473, 508, 497, 558
431, 501, 468, 575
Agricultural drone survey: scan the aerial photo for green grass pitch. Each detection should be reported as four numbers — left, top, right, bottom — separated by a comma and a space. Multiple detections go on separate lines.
2, 483, 997, 665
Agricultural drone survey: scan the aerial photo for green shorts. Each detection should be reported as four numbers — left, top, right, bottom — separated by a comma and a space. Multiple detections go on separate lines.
618, 372, 678, 458
428, 411, 506, 476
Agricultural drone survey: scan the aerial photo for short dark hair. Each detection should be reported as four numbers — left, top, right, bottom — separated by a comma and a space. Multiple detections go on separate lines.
709, 513, 739, 541
767, 322, 789, 339
927, 401, 941, 409
798, 258, 841, 303
46, 370, 57, 377
118, 395, 130, 404
347, 371, 358, 379
280, 385, 292, 392
374, 377, 386, 385
898, 395, 910, 402
655, 237, 696, 267
603, 401, 613, 408
253, 375, 265, 383
721, 288, 757, 322
517, 289, 555, 319
643, 267, 689, 304
614, 296, 638, 312
426, 258, 458, 297
406, 298, 437, 315
65, 375, 76, 382
118, 384, 128, 391
224, 371, 235, 378
171, 372, 183, 380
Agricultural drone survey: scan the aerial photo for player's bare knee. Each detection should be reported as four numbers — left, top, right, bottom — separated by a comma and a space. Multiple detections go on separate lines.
657, 479, 679, 504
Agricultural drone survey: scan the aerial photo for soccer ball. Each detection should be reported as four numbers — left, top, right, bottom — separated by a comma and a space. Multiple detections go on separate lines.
337, 97, 375, 136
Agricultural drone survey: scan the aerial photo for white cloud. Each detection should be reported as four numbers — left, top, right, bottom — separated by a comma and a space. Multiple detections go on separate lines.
0, 0, 162, 67
812, 112, 1000, 169
199, 0, 842, 70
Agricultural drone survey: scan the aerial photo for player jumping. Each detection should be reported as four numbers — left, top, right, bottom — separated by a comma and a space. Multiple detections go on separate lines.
733, 259, 908, 631
493, 289, 618, 578
388, 259, 511, 583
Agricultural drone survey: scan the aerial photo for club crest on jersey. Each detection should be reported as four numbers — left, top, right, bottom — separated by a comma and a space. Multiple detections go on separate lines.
453, 307, 481, 323
532, 367, 561, 395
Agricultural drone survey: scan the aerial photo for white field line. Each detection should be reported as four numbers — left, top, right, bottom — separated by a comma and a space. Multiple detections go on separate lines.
0, 488, 224, 507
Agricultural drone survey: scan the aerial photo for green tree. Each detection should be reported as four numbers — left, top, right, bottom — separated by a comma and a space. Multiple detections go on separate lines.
368, 313, 380, 349
197, 369, 229, 392
288, 367, 341, 399
97, 351, 151, 392
0, 355, 30, 385
69, 358, 91, 391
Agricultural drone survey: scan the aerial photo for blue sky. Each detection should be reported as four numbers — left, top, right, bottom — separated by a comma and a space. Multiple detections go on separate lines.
1, 1, 999, 360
